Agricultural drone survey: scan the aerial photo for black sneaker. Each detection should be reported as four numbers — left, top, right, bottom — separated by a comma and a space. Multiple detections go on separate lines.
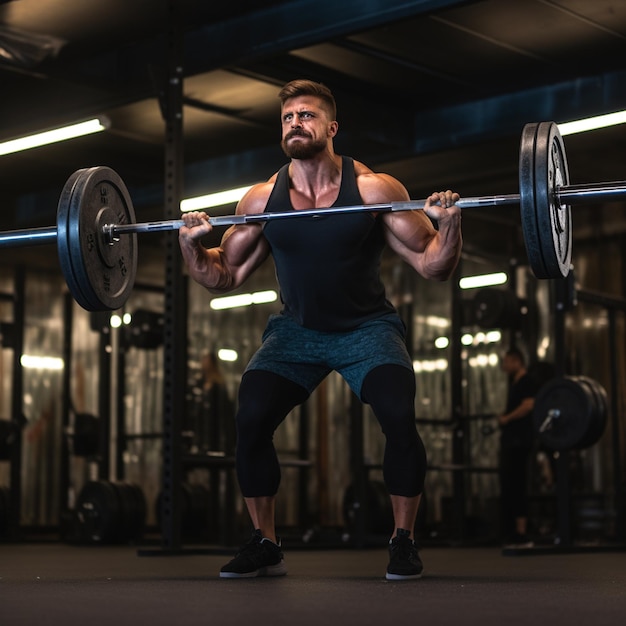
220, 529, 287, 578
504, 533, 534, 548
386, 528, 423, 581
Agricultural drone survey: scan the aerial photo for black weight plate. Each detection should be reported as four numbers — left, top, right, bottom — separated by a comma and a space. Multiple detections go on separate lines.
589, 377, 609, 428
472, 288, 521, 329
57, 166, 137, 311
533, 376, 594, 450
57, 170, 92, 310
519, 122, 550, 278
76, 480, 122, 543
572, 376, 601, 449
116, 482, 146, 541
533, 122, 572, 279
575, 376, 608, 448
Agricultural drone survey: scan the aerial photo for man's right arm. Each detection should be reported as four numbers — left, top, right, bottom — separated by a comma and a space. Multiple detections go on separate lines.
178, 182, 273, 293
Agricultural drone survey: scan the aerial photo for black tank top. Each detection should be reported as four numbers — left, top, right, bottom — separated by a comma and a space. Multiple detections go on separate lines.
262, 156, 395, 331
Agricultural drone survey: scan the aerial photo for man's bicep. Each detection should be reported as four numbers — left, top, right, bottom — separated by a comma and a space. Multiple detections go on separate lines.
220, 224, 271, 286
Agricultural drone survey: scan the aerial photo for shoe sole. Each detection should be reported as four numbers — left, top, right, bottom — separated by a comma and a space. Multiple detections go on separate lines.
220, 562, 287, 579
385, 571, 423, 581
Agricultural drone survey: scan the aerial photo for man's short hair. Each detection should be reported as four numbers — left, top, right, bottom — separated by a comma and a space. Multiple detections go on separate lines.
504, 347, 526, 365
278, 79, 337, 121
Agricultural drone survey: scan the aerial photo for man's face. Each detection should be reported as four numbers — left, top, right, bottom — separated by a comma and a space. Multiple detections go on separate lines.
280, 95, 337, 159
501, 354, 519, 375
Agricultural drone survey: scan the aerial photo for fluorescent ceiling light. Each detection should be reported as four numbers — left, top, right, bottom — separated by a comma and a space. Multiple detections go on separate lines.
217, 348, 238, 362
558, 110, 626, 136
413, 358, 448, 373
468, 353, 500, 369
181, 185, 254, 212
0, 118, 109, 156
210, 289, 278, 310
20, 355, 64, 370
458, 272, 507, 290
434, 336, 450, 349
461, 334, 474, 346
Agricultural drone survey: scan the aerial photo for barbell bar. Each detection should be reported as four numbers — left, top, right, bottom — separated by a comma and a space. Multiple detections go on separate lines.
103, 180, 626, 236
0, 121, 625, 311
1, 182, 622, 246
1, 179, 622, 246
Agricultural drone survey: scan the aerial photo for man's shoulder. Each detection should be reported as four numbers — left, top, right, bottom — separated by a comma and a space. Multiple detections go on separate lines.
352, 158, 376, 176
236, 179, 276, 215
353, 162, 409, 204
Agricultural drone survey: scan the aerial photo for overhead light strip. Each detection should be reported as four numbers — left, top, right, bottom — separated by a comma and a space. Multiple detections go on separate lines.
210, 289, 278, 310
181, 185, 254, 212
0, 118, 109, 156
458, 272, 508, 290
558, 110, 626, 136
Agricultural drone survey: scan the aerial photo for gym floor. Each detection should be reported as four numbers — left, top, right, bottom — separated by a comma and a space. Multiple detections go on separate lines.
1, 543, 625, 625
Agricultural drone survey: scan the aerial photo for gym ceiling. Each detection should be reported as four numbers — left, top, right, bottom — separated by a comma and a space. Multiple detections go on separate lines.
1, 0, 625, 264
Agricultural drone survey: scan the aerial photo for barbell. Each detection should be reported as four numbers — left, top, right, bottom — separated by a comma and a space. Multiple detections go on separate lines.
1, 120, 625, 311
534, 375, 608, 451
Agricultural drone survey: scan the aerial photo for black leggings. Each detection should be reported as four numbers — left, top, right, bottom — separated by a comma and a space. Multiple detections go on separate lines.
235, 365, 426, 498
499, 446, 532, 535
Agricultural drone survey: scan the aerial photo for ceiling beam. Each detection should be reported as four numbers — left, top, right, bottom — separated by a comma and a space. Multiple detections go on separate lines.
408, 68, 626, 154
183, 0, 472, 75
0, 0, 472, 135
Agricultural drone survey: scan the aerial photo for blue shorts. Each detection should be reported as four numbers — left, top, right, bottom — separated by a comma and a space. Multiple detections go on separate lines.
245, 313, 413, 399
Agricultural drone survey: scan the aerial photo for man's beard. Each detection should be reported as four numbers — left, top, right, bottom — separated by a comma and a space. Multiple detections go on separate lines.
281, 131, 327, 159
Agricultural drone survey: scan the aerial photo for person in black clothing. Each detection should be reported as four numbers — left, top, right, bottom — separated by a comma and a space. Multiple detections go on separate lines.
179, 79, 463, 579
191, 352, 236, 454
498, 347, 536, 546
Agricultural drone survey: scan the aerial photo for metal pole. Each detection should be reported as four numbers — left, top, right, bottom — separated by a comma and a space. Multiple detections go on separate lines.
59, 291, 73, 537
159, 0, 186, 553
450, 263, 467, 544
552, 278, 572, 548
8, 266, 25, 540
607, 309, 624, 542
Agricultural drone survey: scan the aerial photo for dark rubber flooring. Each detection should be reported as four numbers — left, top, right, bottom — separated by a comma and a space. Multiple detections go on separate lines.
1, 542, 625, 625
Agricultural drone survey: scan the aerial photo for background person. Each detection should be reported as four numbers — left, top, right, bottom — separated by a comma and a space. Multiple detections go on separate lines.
498, 346, 536, 546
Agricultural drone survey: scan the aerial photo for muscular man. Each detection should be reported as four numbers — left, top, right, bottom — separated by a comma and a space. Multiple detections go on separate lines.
179, 79, 462, 580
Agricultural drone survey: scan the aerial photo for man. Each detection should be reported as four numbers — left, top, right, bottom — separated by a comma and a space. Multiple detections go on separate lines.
179, 79, 462, 580
497, 347, 536, 546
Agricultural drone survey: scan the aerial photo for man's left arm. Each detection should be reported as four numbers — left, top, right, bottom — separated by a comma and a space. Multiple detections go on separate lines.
498, 397, 535, 425
356, 169, 463, 280
384, 187, 462, 281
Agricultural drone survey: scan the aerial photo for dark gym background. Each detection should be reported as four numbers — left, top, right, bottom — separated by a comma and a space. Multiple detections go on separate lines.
0, 1, 625, 624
